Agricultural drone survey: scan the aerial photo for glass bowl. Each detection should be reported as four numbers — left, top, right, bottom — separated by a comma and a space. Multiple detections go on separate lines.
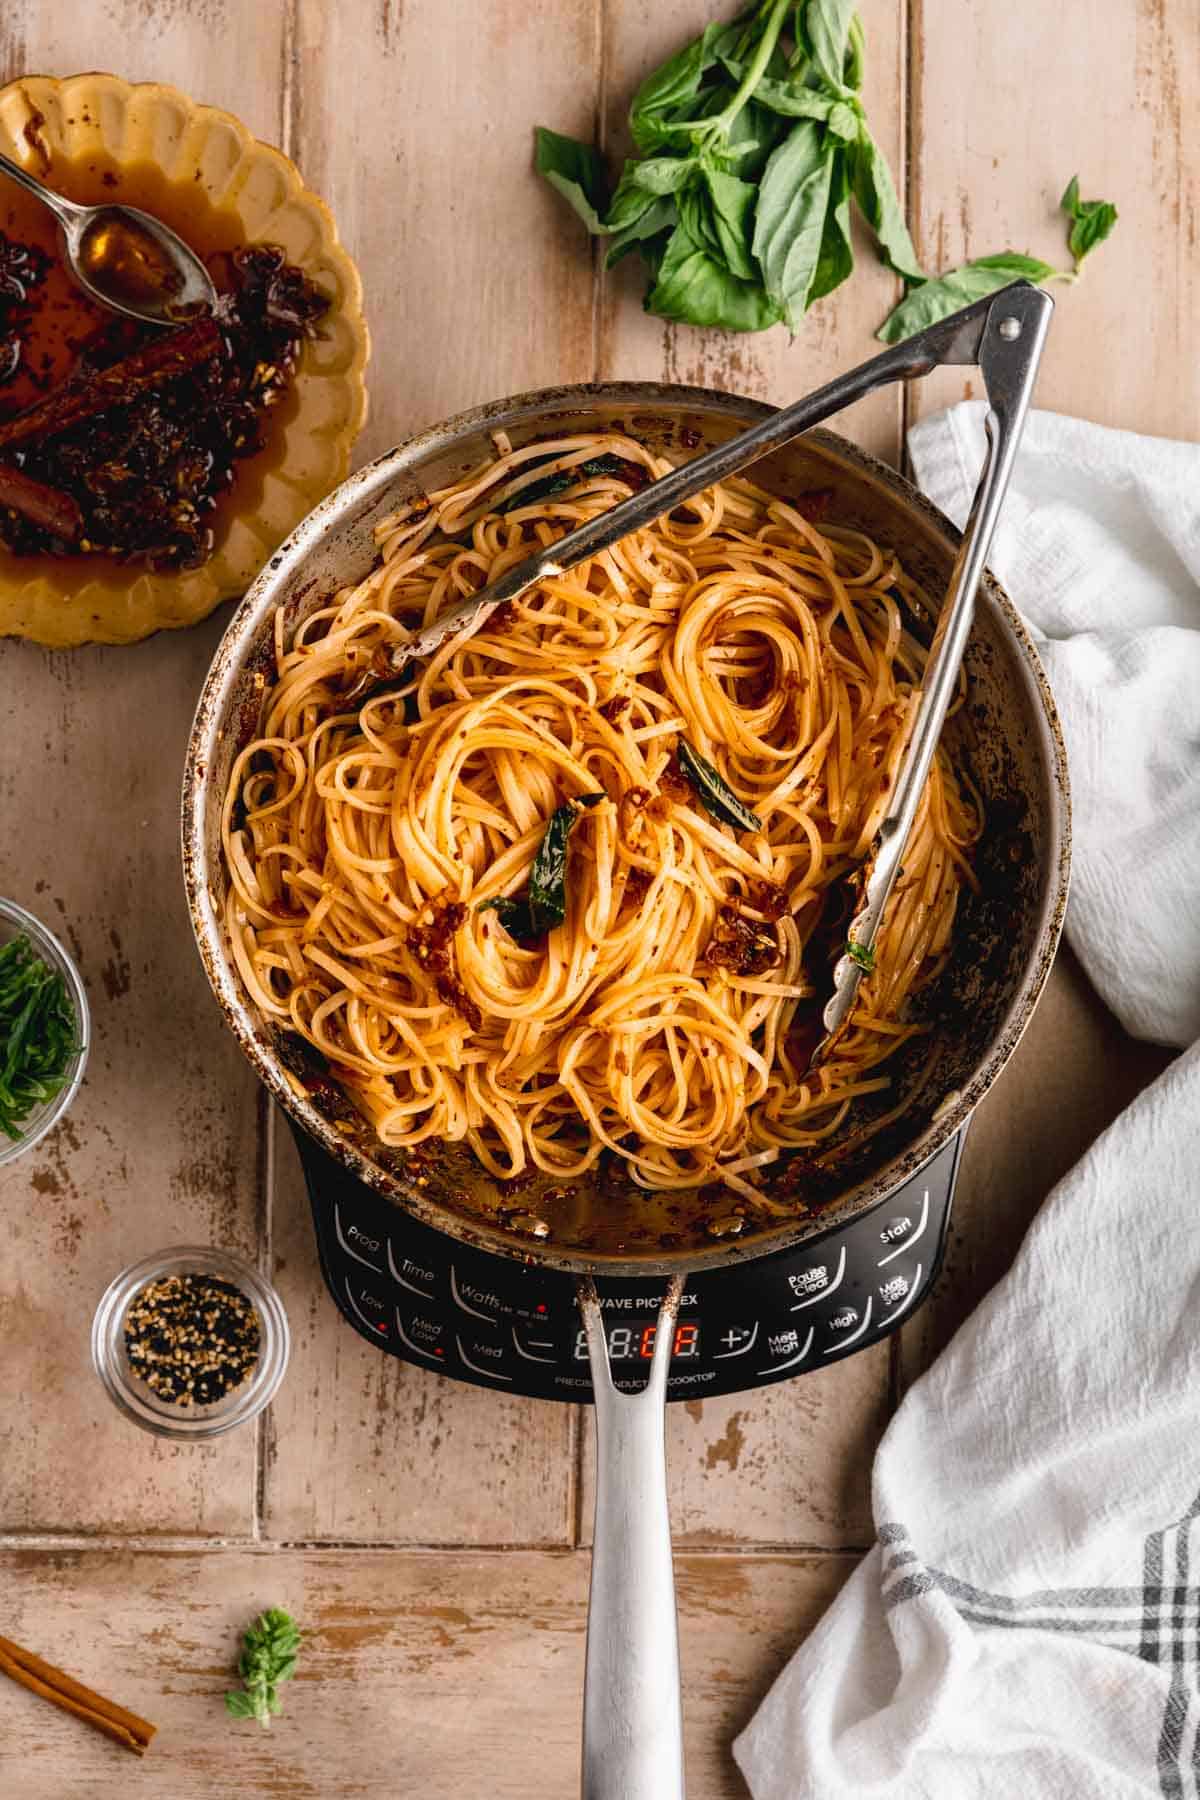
91, 1245, 290, 1439
0, 896, 90, 1168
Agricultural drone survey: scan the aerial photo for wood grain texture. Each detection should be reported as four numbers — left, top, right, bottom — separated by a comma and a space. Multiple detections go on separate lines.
597, 0, 907, 459
264, 1119, 576, 1545
0, 1546, 851, 1798
288, 0, 600, 465
908, 0, 1200, 433
579, 1347, 890, 1549
0, 622, 261, 1535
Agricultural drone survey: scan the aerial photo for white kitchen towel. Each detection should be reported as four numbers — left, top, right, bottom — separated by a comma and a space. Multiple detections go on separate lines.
734, 405, 1200, 1800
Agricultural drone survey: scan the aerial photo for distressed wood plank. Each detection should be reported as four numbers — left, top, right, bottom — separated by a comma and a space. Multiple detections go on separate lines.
289, 0, 600, 465
0, 623, 261, 1533
260, 0, 601, 1547
898, 945, 1173, 1387
0, 0, 286, 142
580, 1347, 890, 1550
265, 1120, 575, 1545
597, 0, 907, 459
0, 3, 288, 1537
908, 0, 1200, 432
0, 1545, 847, 1798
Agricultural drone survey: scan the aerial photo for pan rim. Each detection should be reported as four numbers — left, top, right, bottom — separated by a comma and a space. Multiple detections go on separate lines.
181, 379, 1071, 1277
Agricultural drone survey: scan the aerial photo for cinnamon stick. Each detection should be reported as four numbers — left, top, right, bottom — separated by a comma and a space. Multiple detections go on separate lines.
0, 315, 223, 454
0, 461, 83, 542
0, 1633, 156, 1756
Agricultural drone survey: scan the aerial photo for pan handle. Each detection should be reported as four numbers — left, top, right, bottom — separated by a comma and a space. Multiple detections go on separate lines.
579, 1273, 687, 1800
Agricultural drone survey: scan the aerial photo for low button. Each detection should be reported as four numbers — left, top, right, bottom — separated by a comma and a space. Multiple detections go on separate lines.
344, 1277, 391, 1339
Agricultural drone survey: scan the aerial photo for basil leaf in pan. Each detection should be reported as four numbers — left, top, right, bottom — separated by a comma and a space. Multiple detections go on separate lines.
676, 741, 764, 833
479, 795, 606, 943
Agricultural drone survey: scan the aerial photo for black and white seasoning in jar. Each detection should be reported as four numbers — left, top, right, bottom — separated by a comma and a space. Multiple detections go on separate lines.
91, 1247, 289, 1439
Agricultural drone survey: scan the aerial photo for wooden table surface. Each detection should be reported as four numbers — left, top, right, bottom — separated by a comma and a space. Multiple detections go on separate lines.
0, 1, 1190, 1793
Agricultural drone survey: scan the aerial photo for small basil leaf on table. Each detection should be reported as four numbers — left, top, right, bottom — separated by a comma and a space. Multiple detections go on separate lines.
843, 14, 866, 91
1060, 175, 1118, 267
478, 796, 606, 944
876, 251, 1067, 342
849, 124, 926, 282
752, 119, 835, 329
647, 222, 781, 331
533, 127, 608, 234
677, 741, 764, 833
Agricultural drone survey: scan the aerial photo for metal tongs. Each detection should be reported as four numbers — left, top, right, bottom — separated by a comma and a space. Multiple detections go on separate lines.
394, 281, 1052, 1063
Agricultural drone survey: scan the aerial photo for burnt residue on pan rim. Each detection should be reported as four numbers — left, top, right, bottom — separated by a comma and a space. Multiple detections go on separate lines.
181, 381, 1070, 1279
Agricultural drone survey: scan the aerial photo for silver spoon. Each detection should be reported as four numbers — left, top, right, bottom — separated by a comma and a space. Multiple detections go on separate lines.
0, 150, 217, 326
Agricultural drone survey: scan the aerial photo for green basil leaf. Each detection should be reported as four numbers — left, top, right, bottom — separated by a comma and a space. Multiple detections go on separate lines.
717, 61, 845, 123
807, 150, 854, 304
534, 127, 608, 234
844, 14, 865, 91
630, 21, 738, 153
605, 201, 677, 269
604, 161, 663, 233
718, 96, 784, 180
646, 221, 781, 332
704, 170, 759, 281
826, 99, 860, 143
479, 798, 603, 944
1060, 175, 1118, 267
804, 0, 858, 93
876, 251, 1064, 343
677, 741, 764, 832
752, 119, 834, 329
848, 125, 924, 281
631, 155, 699, 196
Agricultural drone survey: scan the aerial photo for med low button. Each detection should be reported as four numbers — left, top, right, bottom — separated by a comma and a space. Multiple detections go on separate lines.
395, 1310, 448, 1363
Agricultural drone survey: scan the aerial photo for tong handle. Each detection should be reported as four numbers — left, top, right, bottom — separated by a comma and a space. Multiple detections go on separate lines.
395, 283, 1037, 669
820, 281, 1054, 1042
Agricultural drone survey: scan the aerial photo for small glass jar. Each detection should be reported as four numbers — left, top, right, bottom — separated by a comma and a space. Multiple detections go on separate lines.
91, 1246, 290, 1439
0, 897, 90, 1168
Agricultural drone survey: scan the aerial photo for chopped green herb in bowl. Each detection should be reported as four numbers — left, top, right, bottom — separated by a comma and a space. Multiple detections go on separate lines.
0, 899, 88, 1165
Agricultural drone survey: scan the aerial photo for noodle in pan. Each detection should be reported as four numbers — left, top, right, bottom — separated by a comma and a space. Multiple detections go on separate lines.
221, 431, 982, 1208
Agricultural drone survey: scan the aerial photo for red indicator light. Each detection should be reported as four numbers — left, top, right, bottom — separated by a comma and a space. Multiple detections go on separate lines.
536, 1303, 548, 1314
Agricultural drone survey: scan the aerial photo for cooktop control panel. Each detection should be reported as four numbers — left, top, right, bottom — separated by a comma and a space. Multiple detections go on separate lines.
294, 1129, 962, 1402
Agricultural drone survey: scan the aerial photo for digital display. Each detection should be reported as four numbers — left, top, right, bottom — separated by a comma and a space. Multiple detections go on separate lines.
574, 1323, 701, 1362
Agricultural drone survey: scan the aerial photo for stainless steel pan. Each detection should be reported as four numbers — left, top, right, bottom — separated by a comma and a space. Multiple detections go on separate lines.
183, 384, 1070, 1796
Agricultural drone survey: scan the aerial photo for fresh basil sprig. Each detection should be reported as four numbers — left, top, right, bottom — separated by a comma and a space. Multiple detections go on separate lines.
536, 2, 1116, 343
535, 0, 920, 334
677, 740, 764, 833
225, 1608, 301, 1729
479, 794, 605, 944
1060, 175, 1118, 268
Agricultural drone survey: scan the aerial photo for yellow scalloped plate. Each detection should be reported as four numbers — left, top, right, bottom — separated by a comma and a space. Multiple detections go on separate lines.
0, 73, 369, 647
